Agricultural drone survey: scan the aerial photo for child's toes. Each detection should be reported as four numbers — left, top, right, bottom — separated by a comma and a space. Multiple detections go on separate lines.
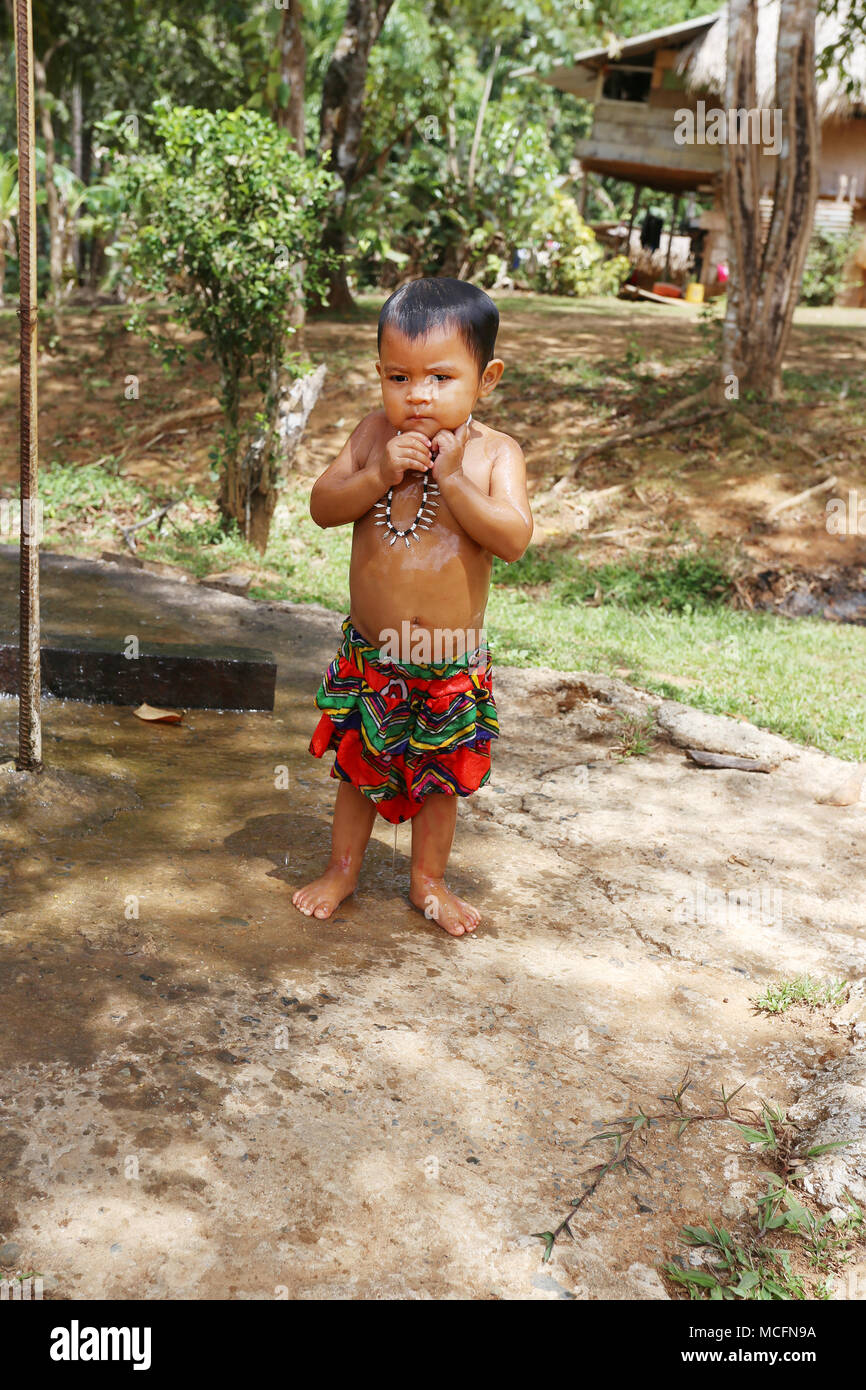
438, 907, 465, 936
456, 898, 480, 930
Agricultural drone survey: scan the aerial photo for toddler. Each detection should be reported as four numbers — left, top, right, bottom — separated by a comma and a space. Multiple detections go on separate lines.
293, 277, 532, 935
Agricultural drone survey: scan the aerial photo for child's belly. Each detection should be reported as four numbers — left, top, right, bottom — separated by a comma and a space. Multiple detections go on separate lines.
349, 508, 492, 646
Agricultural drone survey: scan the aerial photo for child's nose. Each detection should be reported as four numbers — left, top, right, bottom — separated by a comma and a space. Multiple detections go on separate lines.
408, 384, 432, 401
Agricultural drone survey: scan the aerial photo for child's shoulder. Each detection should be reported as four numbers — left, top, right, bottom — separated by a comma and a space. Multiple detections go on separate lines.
351, 408, 390, 441
344, 409, 391, 462
473, 420, 525, 466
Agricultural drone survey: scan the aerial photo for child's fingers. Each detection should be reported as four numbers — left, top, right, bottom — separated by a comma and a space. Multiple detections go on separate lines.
397, 444, 432, 468
400, 436, 433, 458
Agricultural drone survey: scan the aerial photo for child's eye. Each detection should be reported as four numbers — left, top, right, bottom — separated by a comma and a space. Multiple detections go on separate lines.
435, 375, 451, 382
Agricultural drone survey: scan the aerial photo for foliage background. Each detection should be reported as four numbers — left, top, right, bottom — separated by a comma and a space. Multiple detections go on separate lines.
0, 0, 723, 305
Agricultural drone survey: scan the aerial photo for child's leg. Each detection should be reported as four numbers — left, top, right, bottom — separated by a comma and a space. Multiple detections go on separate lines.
292, 780, 377, 920
408, 792, 480, 937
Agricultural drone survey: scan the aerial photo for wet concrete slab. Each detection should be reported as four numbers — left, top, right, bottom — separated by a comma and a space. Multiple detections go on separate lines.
0, 636, 276, 710
0, 548, 864, 1299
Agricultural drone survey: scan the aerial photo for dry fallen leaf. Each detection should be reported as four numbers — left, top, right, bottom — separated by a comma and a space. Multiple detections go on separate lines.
133, 703, 183, 724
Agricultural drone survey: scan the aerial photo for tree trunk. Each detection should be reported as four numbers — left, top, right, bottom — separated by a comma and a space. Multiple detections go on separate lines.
720, 0, 819, 401
445, 100, 459, 181
319, 219, 355, 311
33, 43, 66, 340
221, 360, 327, 553
318, 0, 395, 310
275, 0, 306, 154
248, 362, 327, 551
466, 42, 501, 196
274, 4, 307, 364
70, 78, 82, 276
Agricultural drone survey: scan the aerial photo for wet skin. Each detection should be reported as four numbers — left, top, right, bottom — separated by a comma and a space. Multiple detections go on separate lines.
293, 323, 532, 934
349, 446, 491, 648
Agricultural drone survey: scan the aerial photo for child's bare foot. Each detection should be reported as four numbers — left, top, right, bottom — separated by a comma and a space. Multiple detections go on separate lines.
292, 866, 356, 920
410, 876, 480, 937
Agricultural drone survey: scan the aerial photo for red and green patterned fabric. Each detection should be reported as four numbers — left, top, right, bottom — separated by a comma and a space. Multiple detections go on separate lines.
309, 617, 498, 823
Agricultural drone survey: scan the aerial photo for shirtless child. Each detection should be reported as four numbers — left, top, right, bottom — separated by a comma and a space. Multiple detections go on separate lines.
292, 277, 532, 936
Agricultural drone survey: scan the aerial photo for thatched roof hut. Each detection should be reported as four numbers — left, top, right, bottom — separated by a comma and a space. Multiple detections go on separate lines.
543, 1, 866, 302
677, 2, 866, 121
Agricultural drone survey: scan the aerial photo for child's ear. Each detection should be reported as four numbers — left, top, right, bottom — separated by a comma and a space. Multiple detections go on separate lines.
375, 360, 382, 380
478, 358, 504, 398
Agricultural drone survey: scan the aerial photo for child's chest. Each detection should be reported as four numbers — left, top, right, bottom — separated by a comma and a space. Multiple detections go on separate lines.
353, 460, 489, 570
378, 452, 489, 539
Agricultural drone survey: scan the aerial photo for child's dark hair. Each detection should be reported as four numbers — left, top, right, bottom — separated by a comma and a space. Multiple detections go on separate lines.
378, 277, 499, 375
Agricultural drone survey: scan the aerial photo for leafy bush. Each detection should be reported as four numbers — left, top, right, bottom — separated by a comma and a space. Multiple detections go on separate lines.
352, 106, 565, 289
530, 190, 630, 298
96, 101, 338, 544
799, 227, 863, 306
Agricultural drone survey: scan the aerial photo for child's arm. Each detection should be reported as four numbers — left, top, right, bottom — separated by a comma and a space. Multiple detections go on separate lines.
433, 429, 532, 563
310, 416, 432, 528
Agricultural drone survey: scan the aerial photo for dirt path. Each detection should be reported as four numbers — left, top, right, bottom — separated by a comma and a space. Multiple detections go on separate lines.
1, 550, 864, 1299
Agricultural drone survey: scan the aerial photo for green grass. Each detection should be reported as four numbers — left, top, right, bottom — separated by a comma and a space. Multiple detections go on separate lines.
609, 712, 657, 760
33, 463, 866, 764
40, 458, 144, 514
664, 1180, 864, 1300
664, 1218, 808, 1300
494, 545, 732, 609
752, 976, 849, 1015
782, 365, 866, 405
483, 583, 866, 761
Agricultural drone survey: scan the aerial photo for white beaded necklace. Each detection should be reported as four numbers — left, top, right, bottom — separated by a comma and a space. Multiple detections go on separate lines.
374, 414, 472, 548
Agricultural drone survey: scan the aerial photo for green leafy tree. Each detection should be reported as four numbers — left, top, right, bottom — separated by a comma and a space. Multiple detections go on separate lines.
101, 100, 338, 549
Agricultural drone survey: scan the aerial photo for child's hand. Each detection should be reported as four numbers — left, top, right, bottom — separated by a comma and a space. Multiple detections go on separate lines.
430, 421, 469, 483
375, 430, 432, 490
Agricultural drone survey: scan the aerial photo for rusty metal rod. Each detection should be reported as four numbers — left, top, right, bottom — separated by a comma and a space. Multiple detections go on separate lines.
14, 0, 42, 770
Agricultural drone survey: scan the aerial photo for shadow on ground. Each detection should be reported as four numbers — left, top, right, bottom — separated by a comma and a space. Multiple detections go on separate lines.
0, 549, 864, 1299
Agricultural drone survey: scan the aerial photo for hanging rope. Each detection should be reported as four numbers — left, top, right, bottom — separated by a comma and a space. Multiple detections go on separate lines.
14, 0, 42, 771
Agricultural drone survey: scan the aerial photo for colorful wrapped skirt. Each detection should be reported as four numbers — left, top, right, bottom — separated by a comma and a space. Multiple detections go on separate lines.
309, 617, 498, 824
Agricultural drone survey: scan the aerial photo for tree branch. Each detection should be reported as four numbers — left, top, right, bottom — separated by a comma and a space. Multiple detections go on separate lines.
467, 41, 501, 196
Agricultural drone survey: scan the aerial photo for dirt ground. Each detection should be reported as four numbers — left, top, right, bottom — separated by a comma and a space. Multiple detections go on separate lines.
1, 549, 864, 1299
1, 297, 864, 584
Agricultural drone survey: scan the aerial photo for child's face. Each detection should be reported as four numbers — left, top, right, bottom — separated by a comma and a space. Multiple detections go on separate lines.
376, 323, 503, 438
